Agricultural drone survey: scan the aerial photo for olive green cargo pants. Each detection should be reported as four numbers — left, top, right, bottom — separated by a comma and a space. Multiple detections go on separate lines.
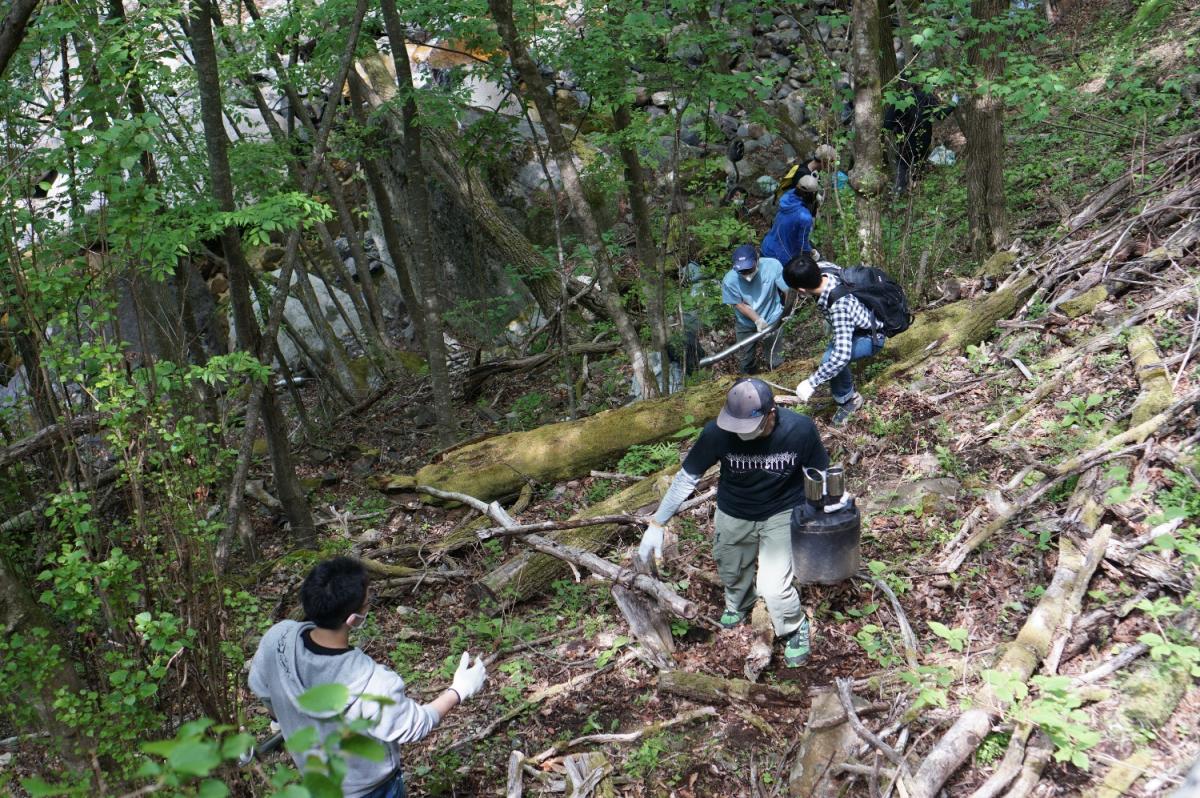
713, 507, 805, 637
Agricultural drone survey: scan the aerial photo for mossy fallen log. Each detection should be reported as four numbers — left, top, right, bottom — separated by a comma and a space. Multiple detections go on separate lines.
1126, 326, 1173, 432
657, 669, 807, 706
377, 279, 1037, 503
909, 484, 1110, 798
476, 467, 677, 608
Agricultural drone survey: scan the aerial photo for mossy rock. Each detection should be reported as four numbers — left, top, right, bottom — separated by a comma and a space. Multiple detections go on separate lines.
392, 350, 427, 375
252, 437, 270, 457
1060, 286, 1108, 319
978, 251, 1017, 280
1121, 661, 1190, 728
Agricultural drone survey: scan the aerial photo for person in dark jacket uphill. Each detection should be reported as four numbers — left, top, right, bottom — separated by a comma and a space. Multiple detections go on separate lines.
249, 557, 487, 798
784, 253, 886, 426
760, 173, 820, 266
638, 379, 830, 668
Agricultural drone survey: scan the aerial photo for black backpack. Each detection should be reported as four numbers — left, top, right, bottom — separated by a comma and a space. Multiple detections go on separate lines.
824, 265, 913, 337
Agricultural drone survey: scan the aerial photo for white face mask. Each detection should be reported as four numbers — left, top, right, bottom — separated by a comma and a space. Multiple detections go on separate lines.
736, 430, 761, 441
347, 611, 369, 628
740, 270, 757, 283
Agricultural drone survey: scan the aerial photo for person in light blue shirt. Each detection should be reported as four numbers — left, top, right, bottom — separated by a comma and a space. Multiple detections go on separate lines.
721, 244, 793, 373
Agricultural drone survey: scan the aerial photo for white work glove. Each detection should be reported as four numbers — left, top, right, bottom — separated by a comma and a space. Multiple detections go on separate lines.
638, 521, 665, 563
450, 652, 486, 703
796, 380, 816, 402
755, 318, 770, 333
811, 248, 822, 263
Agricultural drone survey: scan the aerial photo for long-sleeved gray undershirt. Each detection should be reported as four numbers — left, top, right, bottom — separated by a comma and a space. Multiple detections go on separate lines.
652, 469, 702, 524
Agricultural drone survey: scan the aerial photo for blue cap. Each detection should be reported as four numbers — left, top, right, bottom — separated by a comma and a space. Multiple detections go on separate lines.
732, 244, 758, 272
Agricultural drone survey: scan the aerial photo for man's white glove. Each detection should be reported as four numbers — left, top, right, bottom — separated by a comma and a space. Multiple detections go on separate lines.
811, 248, 822, 263
755, 318, 770, 333
796, 380, 816, 402
638, 521, 665, 563
450, 652, 486, 702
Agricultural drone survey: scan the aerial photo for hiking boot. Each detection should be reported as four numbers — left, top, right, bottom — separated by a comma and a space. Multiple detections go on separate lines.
831, 393, 864, 426
719, 610, 749, 629
783, 619, 812, 667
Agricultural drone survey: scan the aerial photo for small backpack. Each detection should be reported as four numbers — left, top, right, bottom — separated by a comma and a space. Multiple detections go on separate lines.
774, 161, 818, 201
825, 265, 914, 337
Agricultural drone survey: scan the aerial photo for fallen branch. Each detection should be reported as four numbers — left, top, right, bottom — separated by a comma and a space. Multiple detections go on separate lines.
835, 678, 907, 771
908, 492, 1110, 798
1072, 643, 1149, 687
529, 706, 717, 764
416, 484, 697, 619
966, 724, 1033, 798
864, 573, 919, 670
448, 651, 637, 751
0, 413, 100, 471
1001, 732, 1053, 798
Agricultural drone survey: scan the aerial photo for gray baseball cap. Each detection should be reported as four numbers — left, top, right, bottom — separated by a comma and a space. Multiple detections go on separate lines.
716, 378, 776, 434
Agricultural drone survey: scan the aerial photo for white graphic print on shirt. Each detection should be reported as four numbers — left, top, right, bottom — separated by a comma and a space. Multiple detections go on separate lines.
723, 451, 799, 474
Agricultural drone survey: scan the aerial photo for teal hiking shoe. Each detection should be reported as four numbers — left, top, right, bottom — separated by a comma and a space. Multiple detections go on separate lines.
784, 619, 812, 667
831, 393, 864, 427
719, 609, 749, 629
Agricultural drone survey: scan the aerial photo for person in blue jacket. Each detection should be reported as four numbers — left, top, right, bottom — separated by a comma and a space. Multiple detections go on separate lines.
761, 174, 821, 265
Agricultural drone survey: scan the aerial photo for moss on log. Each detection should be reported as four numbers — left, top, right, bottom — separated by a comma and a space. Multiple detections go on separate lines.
378, 280, 1036, 504
476, 468, 677, 608
1060, 285, 1108, 319
657, 668, 807, 706
1126, 326, 1173, 432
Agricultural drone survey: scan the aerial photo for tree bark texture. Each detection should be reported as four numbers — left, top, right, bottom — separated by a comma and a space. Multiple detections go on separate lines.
960, 0, 1008, 253
188, 0, 316, 547
380, 1, 457, 445
380, 280, 1035, 502
877, 0, 899, 88
850, 0, 886, 265
487, 0, 658, 397
0, 0, 39, 80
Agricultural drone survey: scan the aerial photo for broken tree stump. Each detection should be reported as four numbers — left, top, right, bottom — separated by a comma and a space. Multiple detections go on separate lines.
611, 553, 676, 669
744, 599, 774, 682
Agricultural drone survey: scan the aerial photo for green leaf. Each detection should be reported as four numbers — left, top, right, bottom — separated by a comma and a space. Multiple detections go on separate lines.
302, 771, 343, 798
298, 683, 349, 714
221, 732, 256, 760
20, 778, 69, 797
198, 779, 230, 798
339, 733, 387, 762
166, 738, 221, 777
285, 726, 319, 755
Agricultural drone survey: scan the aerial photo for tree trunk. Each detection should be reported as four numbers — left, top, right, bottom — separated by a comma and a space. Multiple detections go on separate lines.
960, 0, 1008, 254
877, 0, 899, 88
0, 0, 40, 79
850, 0, 887, 265
346, 74, 426, 344
188, 0, 316, 547
379, 0, 457, 446
487, 0, 659, 397
352, 56, 562, 319
613, 104, 670, 394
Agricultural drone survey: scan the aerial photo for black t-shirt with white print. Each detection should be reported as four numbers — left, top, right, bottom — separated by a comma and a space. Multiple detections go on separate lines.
681, 408, 830, 522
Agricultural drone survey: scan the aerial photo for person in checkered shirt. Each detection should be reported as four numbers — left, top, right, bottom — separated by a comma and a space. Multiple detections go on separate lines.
783, 252, 886, 426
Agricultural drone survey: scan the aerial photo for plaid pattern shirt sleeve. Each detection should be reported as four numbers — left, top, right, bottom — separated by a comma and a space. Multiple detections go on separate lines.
809, 277, 879, 387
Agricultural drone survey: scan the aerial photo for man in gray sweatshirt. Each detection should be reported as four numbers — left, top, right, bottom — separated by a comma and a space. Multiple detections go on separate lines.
249, 557, 487, 798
